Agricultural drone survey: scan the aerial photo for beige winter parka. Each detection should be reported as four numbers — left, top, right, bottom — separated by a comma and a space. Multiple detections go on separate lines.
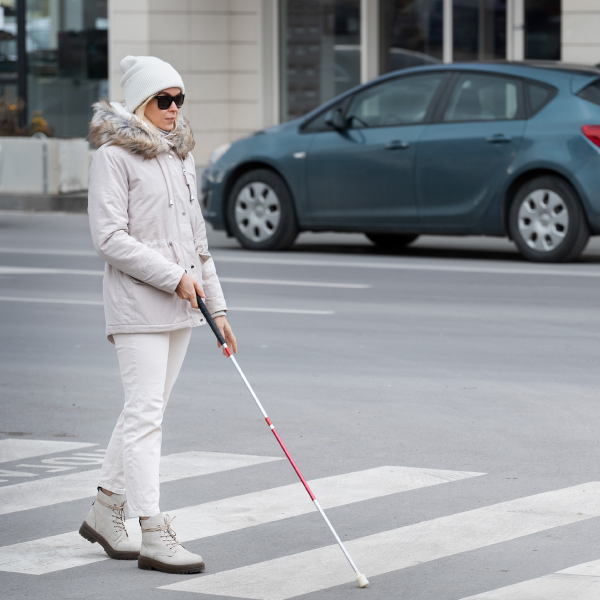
88, 100, 227, 343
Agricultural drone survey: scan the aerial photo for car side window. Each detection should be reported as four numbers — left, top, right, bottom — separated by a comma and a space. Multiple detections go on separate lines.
345, 72, 444, 129
443, 73, 522, 123
526, 81, 557, 116
577, 78, 600, 107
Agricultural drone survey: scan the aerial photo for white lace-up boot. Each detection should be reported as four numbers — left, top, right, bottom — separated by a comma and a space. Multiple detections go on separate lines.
138, 513, 205, 574
79, 489, 140, 559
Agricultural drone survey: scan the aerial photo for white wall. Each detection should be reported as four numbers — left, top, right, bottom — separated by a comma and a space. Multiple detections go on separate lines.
108, 0, 264, 164
562, 0, 600, 65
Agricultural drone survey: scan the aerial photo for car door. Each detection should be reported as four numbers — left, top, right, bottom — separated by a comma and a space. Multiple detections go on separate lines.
415, 71, 526, 228
304, 71, 447, 228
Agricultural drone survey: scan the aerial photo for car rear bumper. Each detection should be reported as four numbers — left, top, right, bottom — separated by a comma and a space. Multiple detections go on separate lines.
200, 168, 226, 230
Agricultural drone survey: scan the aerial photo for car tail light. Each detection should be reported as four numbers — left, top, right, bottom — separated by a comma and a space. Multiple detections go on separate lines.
582, 125, 600, 148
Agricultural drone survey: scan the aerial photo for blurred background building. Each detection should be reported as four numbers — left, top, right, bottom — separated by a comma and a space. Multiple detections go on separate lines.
0, 0, 597, 164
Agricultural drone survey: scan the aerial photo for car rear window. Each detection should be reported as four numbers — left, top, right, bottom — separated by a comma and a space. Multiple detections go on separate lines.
526, 82, 557, 116
577, 79, 600, 106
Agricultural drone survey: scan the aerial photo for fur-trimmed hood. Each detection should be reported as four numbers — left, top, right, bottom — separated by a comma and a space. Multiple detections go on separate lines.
88, 100, 195, 160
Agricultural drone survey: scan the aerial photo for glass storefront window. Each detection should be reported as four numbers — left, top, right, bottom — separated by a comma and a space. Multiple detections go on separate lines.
26, 0, 108, 137
525, 0, 560, 60
280, 0, 361, 122
453, 0, 506, 62
0, 0, 17, 97
380, 0, 443, 74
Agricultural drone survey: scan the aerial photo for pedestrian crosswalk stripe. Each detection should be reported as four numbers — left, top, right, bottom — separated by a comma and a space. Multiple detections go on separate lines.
0, 466, 482, 575
459, 558, 600, 599
0, 439, 97, 463
161, 482, 600, 600
0, 451, 281, 516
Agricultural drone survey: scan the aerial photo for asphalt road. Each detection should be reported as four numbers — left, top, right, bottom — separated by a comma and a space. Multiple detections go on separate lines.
2, 211, 600, 600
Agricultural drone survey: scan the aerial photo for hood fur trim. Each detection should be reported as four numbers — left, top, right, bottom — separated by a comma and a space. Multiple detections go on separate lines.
88, 100, 195, 160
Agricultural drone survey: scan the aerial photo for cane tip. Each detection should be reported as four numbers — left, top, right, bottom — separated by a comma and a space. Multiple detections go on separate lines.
356, 573, 369, 588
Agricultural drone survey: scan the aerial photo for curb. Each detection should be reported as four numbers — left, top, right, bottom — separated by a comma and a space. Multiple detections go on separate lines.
0, 193, 88, 213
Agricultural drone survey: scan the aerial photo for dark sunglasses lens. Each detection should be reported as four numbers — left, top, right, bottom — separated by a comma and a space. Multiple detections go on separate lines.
156, 94, 185, 110
156, 96, 171, 110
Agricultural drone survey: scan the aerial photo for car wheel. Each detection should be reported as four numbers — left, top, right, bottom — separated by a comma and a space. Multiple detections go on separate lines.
366, 233, 419, 250
508, 176, 589, 262
227, 169, 299, 251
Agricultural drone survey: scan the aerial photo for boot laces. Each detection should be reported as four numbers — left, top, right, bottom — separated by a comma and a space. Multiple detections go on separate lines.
96, 497, 128, 535
142, 514, 182, 550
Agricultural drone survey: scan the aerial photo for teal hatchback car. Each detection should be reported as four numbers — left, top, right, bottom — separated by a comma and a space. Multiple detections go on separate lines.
201, 62, 600, 262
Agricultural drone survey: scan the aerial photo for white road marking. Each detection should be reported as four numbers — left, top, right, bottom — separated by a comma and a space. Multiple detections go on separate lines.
0, 439, 97, 464
212, 253, 600, 278
0, 296, 104, 306
161, 482, 600, 600
0, 266, 362, 290
229, 307, 334, 315
0, 466, 482, 575
219, 277, 369, 289
459, 559, 600, 599
0, 469, 37, 478
0, 296, 333, 314
0, 451, 281, 516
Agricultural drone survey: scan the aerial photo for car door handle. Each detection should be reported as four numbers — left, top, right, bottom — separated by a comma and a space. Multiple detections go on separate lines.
384, 140, 409, 150
485, 134, 513, 144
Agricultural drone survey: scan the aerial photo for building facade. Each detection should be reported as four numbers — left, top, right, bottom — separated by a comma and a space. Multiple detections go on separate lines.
3, 1, 600, 165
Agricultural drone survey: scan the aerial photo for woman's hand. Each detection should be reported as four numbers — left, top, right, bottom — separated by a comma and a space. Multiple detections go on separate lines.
214, 316, 237, 356
176, 273, 204, 308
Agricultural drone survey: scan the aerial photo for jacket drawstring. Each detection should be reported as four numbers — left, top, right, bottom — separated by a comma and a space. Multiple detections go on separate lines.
168, 241, 181, 265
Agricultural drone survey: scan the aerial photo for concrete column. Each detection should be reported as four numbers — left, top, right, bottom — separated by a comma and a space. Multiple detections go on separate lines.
443, 0, 452, 63
259, 0, 279, 127
361, 0, 379, 83
562, 0, 600, 64
506, 0, 524, 61
108, 0, 150, 102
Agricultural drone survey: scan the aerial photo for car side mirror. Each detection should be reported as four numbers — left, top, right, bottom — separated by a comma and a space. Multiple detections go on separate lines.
324, 107, 346, 130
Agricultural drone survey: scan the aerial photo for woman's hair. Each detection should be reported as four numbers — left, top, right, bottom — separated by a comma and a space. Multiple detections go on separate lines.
133, 93, 179, 133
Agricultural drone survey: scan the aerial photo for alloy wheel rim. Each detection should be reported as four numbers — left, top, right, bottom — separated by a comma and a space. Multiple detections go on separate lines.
235, 182, 281, 243
517, 189, 569, 252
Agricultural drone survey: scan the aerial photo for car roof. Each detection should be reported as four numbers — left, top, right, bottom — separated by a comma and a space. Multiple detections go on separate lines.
380, 61, 600, 81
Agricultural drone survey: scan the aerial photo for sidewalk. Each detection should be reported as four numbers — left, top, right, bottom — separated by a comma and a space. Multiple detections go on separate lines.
0, 166, 204, 213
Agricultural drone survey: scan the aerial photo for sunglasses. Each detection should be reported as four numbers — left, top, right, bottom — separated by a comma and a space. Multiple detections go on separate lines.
153, 93, 185, 110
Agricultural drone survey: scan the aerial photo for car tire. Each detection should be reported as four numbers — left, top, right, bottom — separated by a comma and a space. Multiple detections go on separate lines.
227, 169, 299, 251
508, 176, 589, 262
366, 233, 419, 250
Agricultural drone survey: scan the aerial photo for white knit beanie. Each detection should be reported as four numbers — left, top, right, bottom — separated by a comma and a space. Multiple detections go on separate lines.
120, 55, 185, 113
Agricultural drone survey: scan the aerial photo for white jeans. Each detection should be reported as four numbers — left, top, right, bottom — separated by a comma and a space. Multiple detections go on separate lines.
97, 327, 191, 518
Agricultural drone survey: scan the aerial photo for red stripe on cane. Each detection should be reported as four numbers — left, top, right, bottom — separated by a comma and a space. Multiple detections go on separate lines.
225, 347, 232, 357
265, 417, 272, 426
270, 427, 316, 501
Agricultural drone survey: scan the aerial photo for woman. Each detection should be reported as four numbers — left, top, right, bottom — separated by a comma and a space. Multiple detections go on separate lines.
80, 55, 236, 574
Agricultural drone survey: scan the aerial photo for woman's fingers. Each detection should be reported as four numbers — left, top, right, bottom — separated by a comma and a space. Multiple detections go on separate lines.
190, 280, 204, 308
226, 329, 237, 354
193, 279, 205, 299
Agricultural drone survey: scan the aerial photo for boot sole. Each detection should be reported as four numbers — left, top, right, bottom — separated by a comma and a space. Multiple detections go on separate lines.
79, 521, 139, 560
138, 555, 206, 574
